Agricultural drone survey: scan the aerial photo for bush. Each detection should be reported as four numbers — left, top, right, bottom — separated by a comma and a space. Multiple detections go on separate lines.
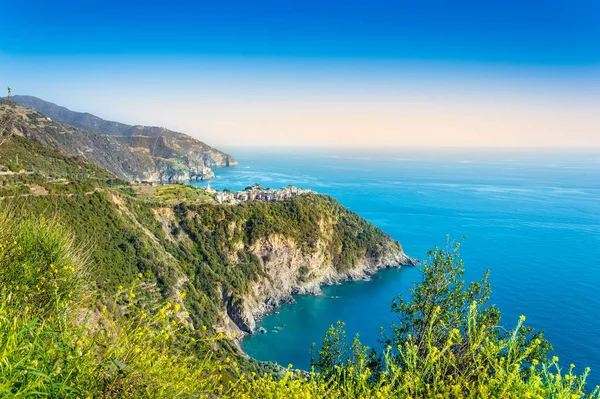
0, 208, 223, 398
307, 240, 600, 398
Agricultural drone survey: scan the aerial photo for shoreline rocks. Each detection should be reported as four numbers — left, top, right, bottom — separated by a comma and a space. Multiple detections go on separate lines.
223, 235, 418, 337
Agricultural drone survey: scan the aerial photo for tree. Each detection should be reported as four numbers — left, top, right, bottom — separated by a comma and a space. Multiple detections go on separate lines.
309, 239, 585, 398
384, 239, 551, 383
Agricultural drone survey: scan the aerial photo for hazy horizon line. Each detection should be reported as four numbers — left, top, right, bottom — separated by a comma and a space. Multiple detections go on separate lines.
219, 144, 600, 151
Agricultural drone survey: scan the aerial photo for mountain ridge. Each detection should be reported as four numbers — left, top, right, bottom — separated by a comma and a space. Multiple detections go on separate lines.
1, 97, 237, 182
11, 95, 188, 139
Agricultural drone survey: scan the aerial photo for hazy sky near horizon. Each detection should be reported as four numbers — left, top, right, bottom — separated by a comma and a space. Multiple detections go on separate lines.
1, 0, 599, 148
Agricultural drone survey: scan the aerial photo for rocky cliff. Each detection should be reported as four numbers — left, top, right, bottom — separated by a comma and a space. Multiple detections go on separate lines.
228, 233, 415, 335
2, 98, 236, 182
172, 195, 417, 338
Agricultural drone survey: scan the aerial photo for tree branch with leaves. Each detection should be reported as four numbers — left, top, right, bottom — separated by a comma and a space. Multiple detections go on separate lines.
308, 238, 594, 398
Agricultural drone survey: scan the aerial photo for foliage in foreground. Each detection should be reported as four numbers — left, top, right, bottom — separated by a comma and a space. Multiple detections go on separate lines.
0, 209, 223, 398
306, 242, 600, 398
0, 207, 598, 398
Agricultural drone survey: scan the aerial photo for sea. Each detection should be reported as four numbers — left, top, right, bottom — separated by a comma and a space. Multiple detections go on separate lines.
190, 147, 600, 386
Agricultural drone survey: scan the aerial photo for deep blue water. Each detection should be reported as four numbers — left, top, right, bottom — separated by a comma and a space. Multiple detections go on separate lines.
191, 148, 600, 385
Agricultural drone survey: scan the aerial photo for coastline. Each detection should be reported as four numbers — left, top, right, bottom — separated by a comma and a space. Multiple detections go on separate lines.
227, 245, 418, 348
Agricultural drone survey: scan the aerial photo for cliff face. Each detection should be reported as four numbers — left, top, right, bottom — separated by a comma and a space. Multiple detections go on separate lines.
2, 98, 236, 182
113, 135, 234, 180
172, 195, 417, 337
228, 233, 415, 334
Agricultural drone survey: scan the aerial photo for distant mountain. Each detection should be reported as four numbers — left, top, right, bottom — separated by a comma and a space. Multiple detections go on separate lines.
11, 95, 191, 139
0, 99, 236, 182
10, 95, 133, 136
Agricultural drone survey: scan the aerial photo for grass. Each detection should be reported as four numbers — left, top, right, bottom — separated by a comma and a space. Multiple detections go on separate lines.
0, 208, 224, 398
131, 183, 215, 204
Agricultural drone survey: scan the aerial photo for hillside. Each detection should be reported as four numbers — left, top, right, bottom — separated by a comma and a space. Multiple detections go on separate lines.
11, 95, 209, 140
2, 97, 236, 182
5, 185, 413, 338
0, 130, 412, 339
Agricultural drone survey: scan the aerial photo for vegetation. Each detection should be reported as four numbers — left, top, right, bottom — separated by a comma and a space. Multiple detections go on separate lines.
0, 209, 224, 398
1, 209, 597, 398
0, 98, 15, 146
306, 242, 600, 398
131, 182, 214, 204
3, 167, 395, 335
0, 135, 119, 181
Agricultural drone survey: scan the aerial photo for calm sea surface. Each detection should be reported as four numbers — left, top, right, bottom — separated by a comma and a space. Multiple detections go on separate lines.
191, 147, 600, 385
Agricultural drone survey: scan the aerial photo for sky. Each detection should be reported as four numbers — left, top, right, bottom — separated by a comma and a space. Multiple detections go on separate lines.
1, 0, 599, 148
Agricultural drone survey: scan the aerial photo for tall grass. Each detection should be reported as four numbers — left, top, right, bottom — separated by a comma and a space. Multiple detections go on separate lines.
0, 209, 223, 398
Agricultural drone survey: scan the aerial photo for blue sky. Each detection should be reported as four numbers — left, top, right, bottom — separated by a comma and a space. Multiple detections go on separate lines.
1, 0, 599, 147
3, 0, 600, 64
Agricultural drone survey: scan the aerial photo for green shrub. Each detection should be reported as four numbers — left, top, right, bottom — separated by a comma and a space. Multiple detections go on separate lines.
306, 240, 600, 398
0, 208, 223, 398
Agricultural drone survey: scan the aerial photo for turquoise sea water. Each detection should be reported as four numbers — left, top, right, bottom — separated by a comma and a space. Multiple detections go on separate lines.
191, 148, 600, 385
